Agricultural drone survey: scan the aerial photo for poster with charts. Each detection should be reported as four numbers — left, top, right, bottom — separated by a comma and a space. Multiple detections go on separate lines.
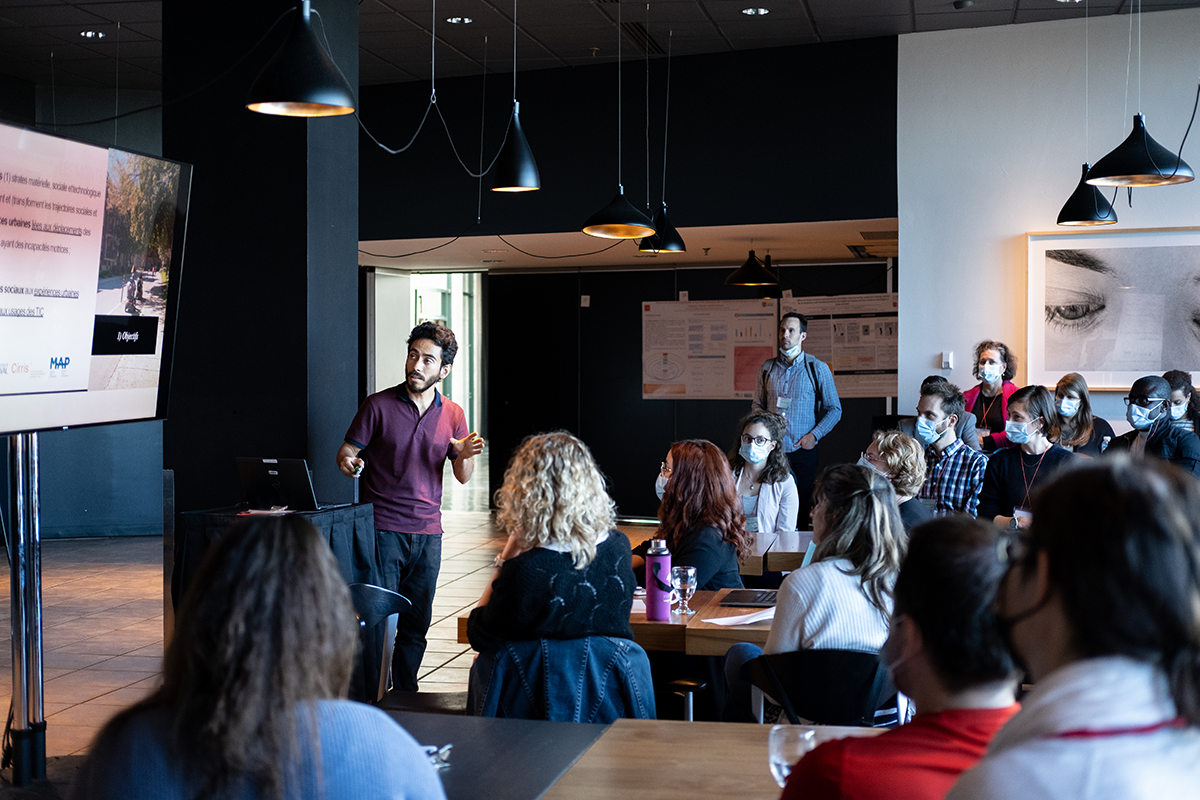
641, 298, 777, 399
781, 293, 898, 398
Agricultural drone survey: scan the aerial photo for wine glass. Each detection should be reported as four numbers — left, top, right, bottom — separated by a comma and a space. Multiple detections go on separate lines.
768, 725, 816, 788
670, 565, 697, 616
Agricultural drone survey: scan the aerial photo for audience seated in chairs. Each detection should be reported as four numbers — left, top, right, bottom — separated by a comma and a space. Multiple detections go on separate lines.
466, 431, 653, 722
785, 515, 1019, 800
68, 515, 445, 800
724, 464, 907, 722
947, 457, 1200, 800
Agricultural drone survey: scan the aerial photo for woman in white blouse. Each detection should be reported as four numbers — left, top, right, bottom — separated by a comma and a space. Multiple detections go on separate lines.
726, 411, 800, 537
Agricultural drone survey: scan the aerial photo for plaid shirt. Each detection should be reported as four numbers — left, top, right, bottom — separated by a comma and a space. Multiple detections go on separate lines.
920, 437, 987, 517
751, 352, 842, 453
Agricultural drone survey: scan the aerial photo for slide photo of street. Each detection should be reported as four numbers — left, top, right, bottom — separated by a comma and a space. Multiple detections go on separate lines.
90, 150, 181, 391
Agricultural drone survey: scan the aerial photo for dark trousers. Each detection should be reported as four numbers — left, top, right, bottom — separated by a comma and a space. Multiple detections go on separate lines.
787, 446, 820, 529
378, 531, 442, 692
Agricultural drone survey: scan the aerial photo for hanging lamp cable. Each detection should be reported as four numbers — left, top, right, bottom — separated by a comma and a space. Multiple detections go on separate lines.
661, 30, 672, 207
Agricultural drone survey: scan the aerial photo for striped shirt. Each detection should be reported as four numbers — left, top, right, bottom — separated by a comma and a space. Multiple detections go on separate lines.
920, 437, 988, 518
766, 558, 891, 655
752, 352, 842, 453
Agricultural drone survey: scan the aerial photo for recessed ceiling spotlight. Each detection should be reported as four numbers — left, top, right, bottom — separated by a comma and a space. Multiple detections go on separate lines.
952, 0, 973, 8
741, 7, 770, 15
446, 16, 472, 24
80, 30, 106, 39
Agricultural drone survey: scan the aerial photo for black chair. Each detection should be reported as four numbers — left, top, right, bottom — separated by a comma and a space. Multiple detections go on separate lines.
739, 649, 893, 726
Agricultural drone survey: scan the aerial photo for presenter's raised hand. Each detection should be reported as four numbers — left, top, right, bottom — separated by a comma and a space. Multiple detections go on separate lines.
452, 432, 485, 460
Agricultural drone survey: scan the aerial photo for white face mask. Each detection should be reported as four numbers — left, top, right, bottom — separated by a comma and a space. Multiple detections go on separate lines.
1171, 402, 1188, 421
1056, 398, 1081, 418
1127, 402, 1164, 431
857, 454, 888, 478
655, 474, 668, 500
980, 364, 1003, 384
780, 344, 802, 359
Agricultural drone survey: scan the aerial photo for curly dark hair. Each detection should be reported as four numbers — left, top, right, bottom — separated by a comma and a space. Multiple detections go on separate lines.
89, 516, 358, 799
972, 340, 1017, 383
1164, 369, 1200, 430
726, 411, 793, 486
407, 321, 458, 366
659, 439, 751, 560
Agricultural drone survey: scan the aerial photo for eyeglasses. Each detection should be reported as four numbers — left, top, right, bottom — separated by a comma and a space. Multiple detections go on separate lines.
660, 462, 672, 477
1123, 396, 1166, 408
740, 434, 773, 446
860, 451, 887, 466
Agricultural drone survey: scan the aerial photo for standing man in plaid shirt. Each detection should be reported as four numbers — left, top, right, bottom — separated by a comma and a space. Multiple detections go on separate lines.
752, 312, 841, 526
914, 376, 988, 516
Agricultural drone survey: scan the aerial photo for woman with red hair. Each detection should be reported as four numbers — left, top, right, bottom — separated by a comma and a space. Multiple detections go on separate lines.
635, 439, 750, 590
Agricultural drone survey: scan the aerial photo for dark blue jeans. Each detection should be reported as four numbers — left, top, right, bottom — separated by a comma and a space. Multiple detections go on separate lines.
378, 531, 442, 692
787, 446, 820, 528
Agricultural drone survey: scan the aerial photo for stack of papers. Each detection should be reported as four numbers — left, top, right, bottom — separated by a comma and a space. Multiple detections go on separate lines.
702, 606, 775, 626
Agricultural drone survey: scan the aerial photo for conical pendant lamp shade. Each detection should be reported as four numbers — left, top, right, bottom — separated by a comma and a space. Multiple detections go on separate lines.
638, 204, 686, 252
247, 1, 355, 117
1086, 114, 1194, 187
492, 102, 540, 192
582, 187, 656, 239
1058, 163, 1117, 226
725, 250, 778, 286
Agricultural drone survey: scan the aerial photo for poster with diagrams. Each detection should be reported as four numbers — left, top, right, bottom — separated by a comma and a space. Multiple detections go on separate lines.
641, 298, 777, 399
781, 293, 898, 398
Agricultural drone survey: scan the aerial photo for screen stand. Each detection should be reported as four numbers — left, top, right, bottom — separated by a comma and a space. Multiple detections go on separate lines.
7, 433, 45, 786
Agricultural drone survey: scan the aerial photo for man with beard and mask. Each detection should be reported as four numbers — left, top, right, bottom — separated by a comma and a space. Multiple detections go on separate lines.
752, 312, 842, 526
907, 377, 988, 517
783, 516, 1019, 800
336, 322, 484, 691
947, 458, 1200, 800
1105, 374, 1200, 477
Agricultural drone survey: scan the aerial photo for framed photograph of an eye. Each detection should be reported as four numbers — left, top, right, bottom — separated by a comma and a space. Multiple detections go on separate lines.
1028, 227, 1200, 389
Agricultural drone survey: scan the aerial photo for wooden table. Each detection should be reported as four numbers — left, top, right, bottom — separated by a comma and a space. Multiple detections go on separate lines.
684, 588, 773, 656
540, 718, 885, 800
620, 526, 773, 577
763, 530, 814, 572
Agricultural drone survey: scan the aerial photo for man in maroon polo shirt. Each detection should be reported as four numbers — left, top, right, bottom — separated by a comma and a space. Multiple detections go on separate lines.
336, 322, 484, 691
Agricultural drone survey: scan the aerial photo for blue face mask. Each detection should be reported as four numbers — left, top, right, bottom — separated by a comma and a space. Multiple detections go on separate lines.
1056, 398, 1081, 418
1127, 402, 1164, 431
1005, 419, 1037, 444
915, 416, 946, 445
981, 364, 1003, 384
655, 474, 668, 500
780, 344, 802, 359
739, 441, 772, 464
1171, 402, 1188, 421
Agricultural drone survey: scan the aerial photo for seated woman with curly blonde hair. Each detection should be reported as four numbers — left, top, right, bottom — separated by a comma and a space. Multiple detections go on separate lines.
862, 429, 932, 533
467, 431, 637, 654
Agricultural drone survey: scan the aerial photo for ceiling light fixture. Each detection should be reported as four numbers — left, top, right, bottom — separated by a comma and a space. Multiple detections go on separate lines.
79, 30, 106, 39
741, 8, 770, 15
492, 0, 540, 191
583, 0, 655, 239
725, 250, 779, 286
952, 0, 973, 8
446, 17, 472, 23
246, 0, 356, 117
640, 31, 686, 254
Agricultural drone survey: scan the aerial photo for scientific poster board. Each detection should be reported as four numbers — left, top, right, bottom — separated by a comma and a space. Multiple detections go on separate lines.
641, 298, 777, 399
782, 293, 898, 398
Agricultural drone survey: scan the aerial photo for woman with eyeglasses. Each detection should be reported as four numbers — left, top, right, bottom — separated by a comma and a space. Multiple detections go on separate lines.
637, 439, 749, 591
725, 412, 799, 537
978, 385, 1077, 530
1053, 372, 1114, 457
1106, 375, 1200, 478
861, 429, 932, 533
946, 457, 1200, 800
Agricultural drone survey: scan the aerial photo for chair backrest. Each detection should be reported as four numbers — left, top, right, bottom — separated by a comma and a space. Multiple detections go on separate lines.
348, 583, 412, 703
741, 649, 890, 726
468, 636, 657, 723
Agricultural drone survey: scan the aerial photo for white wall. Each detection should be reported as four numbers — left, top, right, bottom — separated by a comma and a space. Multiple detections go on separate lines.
898, 8, 1200, 426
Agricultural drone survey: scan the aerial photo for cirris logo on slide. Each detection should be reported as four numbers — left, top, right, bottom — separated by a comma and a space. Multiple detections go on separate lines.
49, 356, 70, 370
8, 362, 29, 375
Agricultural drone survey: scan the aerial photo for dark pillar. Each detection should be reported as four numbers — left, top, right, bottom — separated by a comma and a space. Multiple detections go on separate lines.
162, 0, 359, 510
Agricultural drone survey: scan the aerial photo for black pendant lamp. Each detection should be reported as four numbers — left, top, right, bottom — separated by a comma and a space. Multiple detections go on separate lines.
491, 0, 539, 192
1086, 114, 1194, 186
639, 203, 686, 252
247, 0, 356, 117
725, 250, 779, 286
1058, 163, 1117, 225
582, 0, 656, 239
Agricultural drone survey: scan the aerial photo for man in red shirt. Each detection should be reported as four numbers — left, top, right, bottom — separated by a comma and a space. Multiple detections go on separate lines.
784, 516, 1019, 800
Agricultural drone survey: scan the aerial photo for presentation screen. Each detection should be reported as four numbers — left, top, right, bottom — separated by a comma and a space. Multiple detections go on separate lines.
0, 121, 192, 435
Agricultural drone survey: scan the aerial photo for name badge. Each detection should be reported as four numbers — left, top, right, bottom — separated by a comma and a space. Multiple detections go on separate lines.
777, 397, 791, 410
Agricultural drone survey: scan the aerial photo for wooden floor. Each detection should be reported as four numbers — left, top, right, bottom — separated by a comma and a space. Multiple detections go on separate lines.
0, 508, 504, 759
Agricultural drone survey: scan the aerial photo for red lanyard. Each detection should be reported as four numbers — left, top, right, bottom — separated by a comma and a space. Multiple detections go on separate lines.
979, 389, 1004, 430
1019, 449, 1049, 511
1050, 717, 1187, 739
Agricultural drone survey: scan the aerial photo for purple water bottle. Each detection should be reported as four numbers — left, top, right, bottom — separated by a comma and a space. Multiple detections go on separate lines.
645, 538, 672, 621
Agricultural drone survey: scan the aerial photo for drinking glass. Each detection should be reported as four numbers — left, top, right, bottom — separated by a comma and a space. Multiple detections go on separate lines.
768, 725, 816, 788
670, 565, 697, 616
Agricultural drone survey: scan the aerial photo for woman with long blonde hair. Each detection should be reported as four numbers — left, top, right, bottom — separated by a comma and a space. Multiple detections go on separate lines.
467, 431, 636, 653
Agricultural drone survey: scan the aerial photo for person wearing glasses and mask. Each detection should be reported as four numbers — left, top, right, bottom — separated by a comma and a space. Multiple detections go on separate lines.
1053, 373, 1114, 457
1106, 375, 1200, 477
725, 412, 799, 537
978, 386, 1077, 530
862, 430, 933, 533
946, 458, 1200, 800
